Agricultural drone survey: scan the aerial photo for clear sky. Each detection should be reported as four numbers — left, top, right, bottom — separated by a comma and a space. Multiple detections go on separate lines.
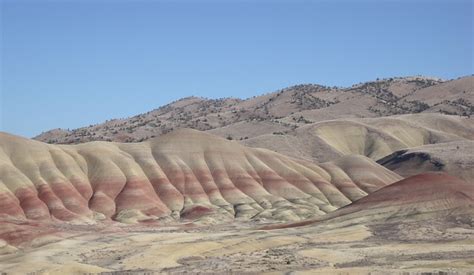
1, 0, 472, 138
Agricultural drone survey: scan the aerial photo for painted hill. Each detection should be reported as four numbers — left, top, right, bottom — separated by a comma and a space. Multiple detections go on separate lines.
0, 129, 402, 230
266, 172, 474, 230
327, 172, 474, 223
34, 76, 473, 144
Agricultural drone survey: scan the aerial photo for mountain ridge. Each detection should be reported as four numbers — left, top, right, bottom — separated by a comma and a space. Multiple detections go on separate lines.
34, 75, 473, 144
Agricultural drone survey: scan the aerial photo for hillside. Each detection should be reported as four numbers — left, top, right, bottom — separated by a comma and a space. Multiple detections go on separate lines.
377, 140, 474, 183
0, 129, 402, 236
241, 113, 473, 162
3, 171, 472, 274
2, 77, 474, 274
269, 172, 474, 230
34, 76, 473, 144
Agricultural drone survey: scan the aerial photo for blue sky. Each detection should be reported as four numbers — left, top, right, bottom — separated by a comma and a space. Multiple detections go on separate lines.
1, 0, 472, 138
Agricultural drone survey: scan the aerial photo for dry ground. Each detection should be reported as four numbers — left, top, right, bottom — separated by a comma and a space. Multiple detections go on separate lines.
1, 218, 473, 274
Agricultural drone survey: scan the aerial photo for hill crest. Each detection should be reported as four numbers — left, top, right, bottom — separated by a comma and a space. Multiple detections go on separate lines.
34, 75, 473, 144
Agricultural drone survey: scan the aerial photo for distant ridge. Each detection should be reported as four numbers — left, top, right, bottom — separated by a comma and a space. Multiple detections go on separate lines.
34, 75, 473, 144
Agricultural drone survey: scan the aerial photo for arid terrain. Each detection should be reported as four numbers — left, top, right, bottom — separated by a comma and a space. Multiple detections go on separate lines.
35, 76, 473, 145
0, 76, 473, 274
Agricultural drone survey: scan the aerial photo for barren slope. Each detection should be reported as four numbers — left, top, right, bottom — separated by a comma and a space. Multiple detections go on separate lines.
267, 172, 474, 230
243, 114, 473, 162
377, 140, 474, 183
404, 76, 474, 115
0, 129, 403, 246
34, 76, 473, 144
2, 172, 472, 274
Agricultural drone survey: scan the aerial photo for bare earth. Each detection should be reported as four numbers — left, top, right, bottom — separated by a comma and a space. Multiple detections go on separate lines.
1, 172, 473, 274
1, 76, 473, 274
1, 219, 473, 274
34, 76, 473, 145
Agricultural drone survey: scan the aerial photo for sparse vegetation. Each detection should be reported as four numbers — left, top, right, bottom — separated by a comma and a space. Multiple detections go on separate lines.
34, 76, 471, 144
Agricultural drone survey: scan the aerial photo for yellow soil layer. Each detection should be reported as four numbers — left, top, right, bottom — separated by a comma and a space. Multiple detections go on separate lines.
1, 223, 473, 274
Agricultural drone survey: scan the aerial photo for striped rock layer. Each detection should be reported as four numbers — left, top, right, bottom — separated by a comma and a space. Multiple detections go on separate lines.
0, 129, 401, 225
266, 172, 474, 230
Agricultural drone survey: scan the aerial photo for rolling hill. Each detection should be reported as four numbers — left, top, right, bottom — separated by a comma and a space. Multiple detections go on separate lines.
265, 172, 474, 231
1, 76, 473, 274
0, 129, 402, 234
34, 76, 473, 145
